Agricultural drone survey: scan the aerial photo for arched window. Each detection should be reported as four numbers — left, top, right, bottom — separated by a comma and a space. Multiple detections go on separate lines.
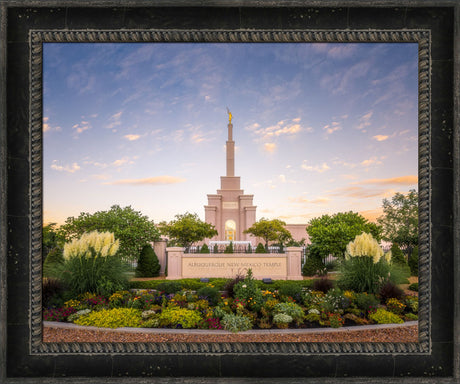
225, 220, 236, 241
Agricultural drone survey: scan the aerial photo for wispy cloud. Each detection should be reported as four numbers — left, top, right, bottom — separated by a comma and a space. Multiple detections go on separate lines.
320, 60, 372, 95
373, 135, 389, 141
360, 156, 384, 167
301, 161, 330, 173
106, 111, 123, 131
356, 111, 373, 132
250, 118, 308, 142
123, 134, 141, 141
352, 175, 418, 186
50, 160, 80, 173
264, 143, 277, 153
43, 117, 61, 133
104, 176, 186, 186
289, 196, 331, 205
84, 156, 137, 169
323, 121, 342, 135
329, 186, 395, 199
72, 120, 91, 136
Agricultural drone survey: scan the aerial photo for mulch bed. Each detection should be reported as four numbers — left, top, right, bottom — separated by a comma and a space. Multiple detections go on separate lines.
43, 323, 419, 343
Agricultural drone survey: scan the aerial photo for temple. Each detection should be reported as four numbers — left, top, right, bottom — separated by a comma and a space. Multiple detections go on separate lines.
204, 110, 257, 242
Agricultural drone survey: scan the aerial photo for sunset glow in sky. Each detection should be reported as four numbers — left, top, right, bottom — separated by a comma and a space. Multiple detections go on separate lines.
43, 42, 418, 225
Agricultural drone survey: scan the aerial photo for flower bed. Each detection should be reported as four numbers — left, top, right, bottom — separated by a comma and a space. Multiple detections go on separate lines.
43, 270, 418, 333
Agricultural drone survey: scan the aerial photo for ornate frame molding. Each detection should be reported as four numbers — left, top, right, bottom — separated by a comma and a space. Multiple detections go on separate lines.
30, 29, 431, 355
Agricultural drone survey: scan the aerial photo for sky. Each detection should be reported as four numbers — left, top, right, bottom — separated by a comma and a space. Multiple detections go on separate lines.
43, 42, 418, 226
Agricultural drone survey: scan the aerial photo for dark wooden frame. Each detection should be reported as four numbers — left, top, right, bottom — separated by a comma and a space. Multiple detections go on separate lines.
1, 2, 459, 383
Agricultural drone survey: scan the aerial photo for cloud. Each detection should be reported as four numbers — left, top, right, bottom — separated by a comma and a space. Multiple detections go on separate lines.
373, 135, 389, 142
323, 121, 342, 135
278, 174, 286, 183
359, 208, 384, 223
91, 174, 111, 180
360, 156, 384, 167
112, 156, 136, 167
353, 175, 418, 186
72, 120, 91, 135
50, 160, 80, 173
250, 118, 310, 142
43, 117, 61, 133
356, 111, 373, 132
124, 134, 141, 141
289, 196, 330, 205
320, 60, 372, 95
105, 176, 186, 186
301, 161, 330, 173
106, 111, 123, 130
264, 143, 277, 153
329, 186, 394, 199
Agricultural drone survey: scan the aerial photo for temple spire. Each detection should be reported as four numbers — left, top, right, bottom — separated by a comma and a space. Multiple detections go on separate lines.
226, 108, 235, 176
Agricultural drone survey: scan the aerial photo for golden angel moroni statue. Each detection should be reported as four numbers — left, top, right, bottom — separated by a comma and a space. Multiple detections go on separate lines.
227, 107, 232, 124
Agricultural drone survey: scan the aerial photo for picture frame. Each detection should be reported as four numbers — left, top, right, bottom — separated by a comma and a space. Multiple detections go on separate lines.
1, 2, 459, 383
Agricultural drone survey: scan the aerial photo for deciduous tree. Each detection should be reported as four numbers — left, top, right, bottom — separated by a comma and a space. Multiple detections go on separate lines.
306, 211, 381, 259
377, 189, 418, 258
58, 205, 160, 261
158, 212, 218, 250
243, 218, 293, 249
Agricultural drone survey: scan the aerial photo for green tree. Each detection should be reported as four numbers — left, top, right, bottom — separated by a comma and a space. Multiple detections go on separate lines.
255, 243, 267, 253
377, 189, 418, 258
58, 205, 160, 261
136, 244, 160, 278
158, 212, 218, 251
306, 211, 381, 259
243, 218, 293, 249
390, 243, 407, 266
42, 223, 63, 262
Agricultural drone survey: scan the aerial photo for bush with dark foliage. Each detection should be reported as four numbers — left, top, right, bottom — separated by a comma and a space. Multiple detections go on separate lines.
378, 281, 403, 304
135, 244, 160, 277
312, 277, 334, 293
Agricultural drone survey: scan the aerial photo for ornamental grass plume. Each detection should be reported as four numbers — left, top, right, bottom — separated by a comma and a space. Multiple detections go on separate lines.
345, 232, 385, 263
63, 230, 120, 260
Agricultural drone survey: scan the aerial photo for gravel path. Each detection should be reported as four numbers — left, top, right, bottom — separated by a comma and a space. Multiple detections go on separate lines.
43, 321, 419, 343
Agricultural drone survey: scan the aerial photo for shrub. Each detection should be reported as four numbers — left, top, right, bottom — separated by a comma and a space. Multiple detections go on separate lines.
378, 281, 403, 303
273, 302, 304, 325
273, 313, 292, 328
158, 307, 202, 329
156, 281, 182, 294
386, 298, 406, 315
313, 277, 334, 293
196, 285, 220, 306
75, 308, 142, 328
49, 231, 129, 297
409, 246, 419, 276
255, 243, 266, 253
408, 282, 418, 292
369, 308, 403, 324
224, 274, 245, 298
354, 292, 379, 312
135, 244, 160, 277
213, 244, 219, 253
42, 278, 68, 309
328, 313, 345, 328
43, 307, 77, 322
43, 247, 64, 278
338, 233, 393, 294
224, 242, 234, 254
278, 282, 303, 302
67, 309, 92, 323
245, 244, 252, 254
390, 243, 407, 266
302, 244, 325, 276
200, 244, 210, 253
405, 296, 419, 314
221, 313, 253, 333
405, 313, 418, 321
233, 269, 263, 311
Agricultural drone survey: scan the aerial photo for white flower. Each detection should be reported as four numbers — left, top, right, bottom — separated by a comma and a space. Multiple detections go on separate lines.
242, 284, 247, 288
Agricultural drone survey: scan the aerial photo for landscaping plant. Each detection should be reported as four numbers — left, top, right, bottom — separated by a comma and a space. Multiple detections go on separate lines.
49, 230, 130, 297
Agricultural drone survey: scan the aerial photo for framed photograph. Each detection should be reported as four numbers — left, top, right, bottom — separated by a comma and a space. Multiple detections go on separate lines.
1, 2, 458, 383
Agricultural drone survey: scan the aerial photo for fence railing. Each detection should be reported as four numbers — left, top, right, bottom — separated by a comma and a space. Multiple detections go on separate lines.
186, 244, 286, 254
